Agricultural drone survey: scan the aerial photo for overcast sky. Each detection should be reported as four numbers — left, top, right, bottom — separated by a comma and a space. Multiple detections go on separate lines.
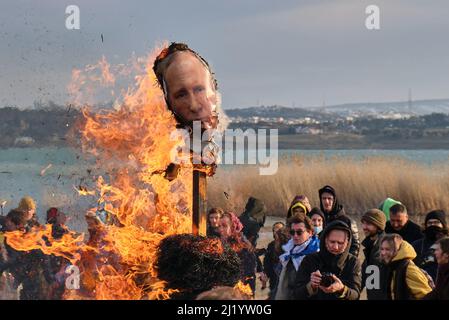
1, 0, 449, 109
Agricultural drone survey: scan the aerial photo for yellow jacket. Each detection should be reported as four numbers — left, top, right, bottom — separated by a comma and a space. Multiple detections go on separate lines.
390, 241, 432, 300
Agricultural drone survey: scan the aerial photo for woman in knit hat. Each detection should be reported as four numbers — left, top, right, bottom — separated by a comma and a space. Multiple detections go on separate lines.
360, 208, 388, 300
412, 210, 448, 281
286, 195, 311, 221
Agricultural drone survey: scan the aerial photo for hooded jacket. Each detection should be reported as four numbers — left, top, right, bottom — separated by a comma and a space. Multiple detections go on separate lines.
318, 186, 360, 257
239, 197, 266, 247
293, 220, 362, 300
386, 240, 432, 300
412, 211, 449, 281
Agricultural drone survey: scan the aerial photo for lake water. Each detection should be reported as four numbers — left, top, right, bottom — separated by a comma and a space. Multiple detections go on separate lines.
1, 147, 448, 232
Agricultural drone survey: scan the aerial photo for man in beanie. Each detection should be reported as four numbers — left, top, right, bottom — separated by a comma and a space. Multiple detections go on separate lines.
318, 185, 360, 257
16, 196, 40, 230
412, 210, 448, 281
361, 209, 388, 300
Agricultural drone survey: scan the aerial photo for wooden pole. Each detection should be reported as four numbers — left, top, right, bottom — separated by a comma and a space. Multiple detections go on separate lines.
192, 168, 207, 236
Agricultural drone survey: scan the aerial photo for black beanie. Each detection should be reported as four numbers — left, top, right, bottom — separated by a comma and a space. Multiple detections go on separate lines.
425, 210, 447, 229
309, 207, 325, 222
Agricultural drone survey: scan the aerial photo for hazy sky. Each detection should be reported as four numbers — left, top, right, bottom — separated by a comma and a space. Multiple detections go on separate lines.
1, 0, 449, 109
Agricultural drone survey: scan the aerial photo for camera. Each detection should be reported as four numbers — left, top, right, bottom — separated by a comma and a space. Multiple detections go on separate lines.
320, 272, 335, 287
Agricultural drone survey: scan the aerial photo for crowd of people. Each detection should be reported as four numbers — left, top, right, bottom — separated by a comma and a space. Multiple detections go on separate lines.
204, 185, 449, 300
0, 196, 120, 300
0, 196, 71, 300
1, 185, 449, 301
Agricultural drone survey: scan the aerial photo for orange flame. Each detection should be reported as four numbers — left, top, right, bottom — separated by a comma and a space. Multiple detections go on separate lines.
7, 43, 215, 300
4, 225, 88, 265
234, 281, 253, 298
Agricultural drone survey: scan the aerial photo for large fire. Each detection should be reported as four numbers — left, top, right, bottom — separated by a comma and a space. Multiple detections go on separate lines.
5, 45, 198, 299
5, 44, 251, 300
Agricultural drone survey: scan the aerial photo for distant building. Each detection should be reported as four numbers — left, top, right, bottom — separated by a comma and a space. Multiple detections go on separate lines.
295, 127, 323, 135
14, 136, 35, 146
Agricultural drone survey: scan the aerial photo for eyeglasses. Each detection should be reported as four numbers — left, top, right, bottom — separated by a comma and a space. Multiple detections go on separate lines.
289, 229, 305, 236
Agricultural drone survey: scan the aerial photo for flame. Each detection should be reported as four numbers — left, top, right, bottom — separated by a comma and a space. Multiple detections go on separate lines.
234, 281, 253, 298
6, 43, 221, 300
4, 225, 88, 265
73, 44, 196, 299
74, 185, 96, 196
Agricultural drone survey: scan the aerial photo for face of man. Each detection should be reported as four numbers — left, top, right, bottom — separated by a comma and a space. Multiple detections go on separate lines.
219, 216, 232, 240
208, 213, 220, 228
325, 230, 348, 255
272, 223, 284, 240
290, 222, 312, 246
311, 214, 323, 228
380, 241, 396, 264
434, 243, 449, 265
426, 219, 443, 229
321, 192, 334, 213
164, 52, 217, 129
362, 220, 379, 238
389, 213, 408, 231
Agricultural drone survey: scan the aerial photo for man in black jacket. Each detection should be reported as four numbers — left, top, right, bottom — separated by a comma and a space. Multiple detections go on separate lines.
293, 220, 362, 300
361, 209, 388, 300
318, 185, 360, 257
385, 203, 423, 244
412, 210, 448, 281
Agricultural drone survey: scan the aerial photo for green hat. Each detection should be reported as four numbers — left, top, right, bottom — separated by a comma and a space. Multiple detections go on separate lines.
378, 198, 401, 221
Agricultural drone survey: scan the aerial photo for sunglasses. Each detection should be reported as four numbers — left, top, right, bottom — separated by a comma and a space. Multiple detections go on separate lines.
289, 229, 305, 236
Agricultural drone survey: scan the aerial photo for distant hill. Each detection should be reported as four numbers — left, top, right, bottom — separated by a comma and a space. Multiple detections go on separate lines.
225, 99, 449, 118
307, 98, 449, 116
225, 105, 331, 120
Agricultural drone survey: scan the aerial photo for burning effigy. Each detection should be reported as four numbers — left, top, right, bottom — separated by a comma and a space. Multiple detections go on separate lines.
3, 42, 249, 300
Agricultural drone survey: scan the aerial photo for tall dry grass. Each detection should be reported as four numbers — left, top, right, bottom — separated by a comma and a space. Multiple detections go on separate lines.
208, 154, 449, 223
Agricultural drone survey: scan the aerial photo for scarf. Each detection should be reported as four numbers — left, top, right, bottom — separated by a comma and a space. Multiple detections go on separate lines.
280, 236, 320, 271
